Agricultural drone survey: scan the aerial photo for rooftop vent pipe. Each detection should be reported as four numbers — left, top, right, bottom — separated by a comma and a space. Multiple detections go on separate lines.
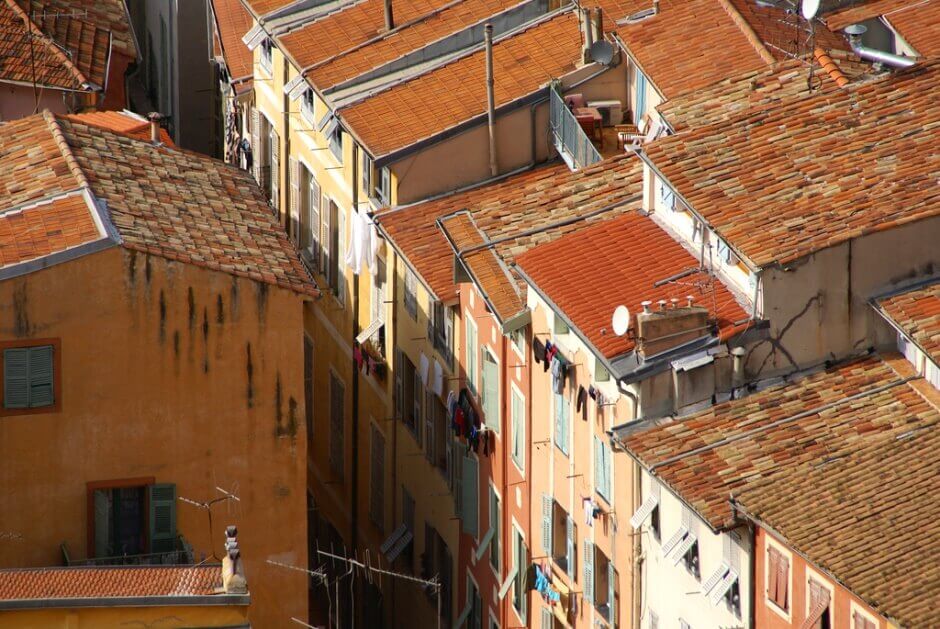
582, 6, 594, 63
845, 24, 916, 68
384, 0, 394, 31
148, 112, 162, 145
484, 23, 497, 177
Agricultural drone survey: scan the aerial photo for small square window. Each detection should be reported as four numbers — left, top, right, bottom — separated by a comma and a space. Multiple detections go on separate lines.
682, 541, 700, 580
650, 505, 661, 542
260, 38, 273, 73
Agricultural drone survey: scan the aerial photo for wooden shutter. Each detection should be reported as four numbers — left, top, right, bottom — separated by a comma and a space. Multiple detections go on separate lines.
28, 346, 54, 407
394, 348, 403, 420
289, 157, 300, 241
250, 107, 261, 182
370, 425, 385, 531
853, 612, 875, 629
566, 515, 575, 580
148, 483, 177, 553
766, 547, 779, 603
320, 197, 331, 278
554, 394, 564, 453
461, 454, 479, 537
308, 175, 320, 265
776, 552, 789, 610
270, 128, 280, 212
3, 348, 29, 408
608, 562, 616, 624
583, 539, 594, 604
594, 436, 602, 496
511, 389, 523, 467
541, 494, 552, 555
330, 374, 344, 480
335, 205, 345, 302
482, 352, 498, 429
425, 390, 434, 464
541, 606, 553, 629
454, 441, 466, 518
304, 337, 314, 438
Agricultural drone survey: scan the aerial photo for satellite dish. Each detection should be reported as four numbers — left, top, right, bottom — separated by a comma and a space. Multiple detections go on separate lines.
612, 305, 630, 337
800, 0, 819, 20
589, 40, 614, 65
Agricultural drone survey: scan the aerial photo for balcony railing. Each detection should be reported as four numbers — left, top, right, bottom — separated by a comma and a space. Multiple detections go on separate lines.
62, 538, 194, 567
549, 88, 602, 171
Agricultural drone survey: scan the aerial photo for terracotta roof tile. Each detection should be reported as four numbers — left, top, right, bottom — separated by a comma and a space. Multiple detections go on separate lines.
242, 0, 297, 19
377, 152, 643, 302
877, 281, 940, 364
303, 0, 518, 91
66, 111, 174, 144
17, 0, 136, 58
0, 115, 80, 208
211, 0, 255, 82
734, 388, 940, 626
0, 565, 226, 600
643, 58, 940, 268
340, 10, 581, 157
0, 191, 103, 267
885, 0, 940, 56
824, 0, 913, 30
623, 355, 937, 531
515, 212, 749, 360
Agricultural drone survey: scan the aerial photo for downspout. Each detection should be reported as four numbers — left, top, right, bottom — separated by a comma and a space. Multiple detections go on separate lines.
485, 24, 498, 177
350, 142, 361, 569
390, 251, 400, 626
748, 520, 756, 629
283, 59, 291, 233
501, 331, 510, 629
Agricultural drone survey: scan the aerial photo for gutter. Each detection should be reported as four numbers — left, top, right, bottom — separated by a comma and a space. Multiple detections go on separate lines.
0, 594, 251, 610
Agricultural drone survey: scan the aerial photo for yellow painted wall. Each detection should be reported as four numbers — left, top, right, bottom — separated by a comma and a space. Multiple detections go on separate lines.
0, 604, 248, 629
0, 247, 308, 628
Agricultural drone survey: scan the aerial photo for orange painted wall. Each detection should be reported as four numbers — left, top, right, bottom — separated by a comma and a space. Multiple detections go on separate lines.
754, 527, 886, 629
0, 248, 308, 628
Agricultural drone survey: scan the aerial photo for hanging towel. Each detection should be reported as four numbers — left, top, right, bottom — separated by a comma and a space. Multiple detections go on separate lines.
588, 385, 597, 400
433, 360, 444, 396
419, 353, 430, 388
533, 338, 546, 364
344, 210, 365, 275
365, 215, 379, 275
583, 497, 594, 527
576, 386, 587, 420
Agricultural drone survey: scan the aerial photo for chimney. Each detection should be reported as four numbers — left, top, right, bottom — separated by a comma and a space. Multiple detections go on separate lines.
148, 112, 162, 145
384, 0, 394, 31
641, 300, 652, 314
658, 299, 666, 311
594, 6, 604, 41
731, 346, 746, 388
222, 526, 248, 594
686, 295, 695, 308
669, 298, 678, 309
582, 6, 594, 63
484, 23, 498, 177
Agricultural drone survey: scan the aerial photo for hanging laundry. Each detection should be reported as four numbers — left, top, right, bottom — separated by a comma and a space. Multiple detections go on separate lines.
433, 360, 444, 396
447, 390, 458, 420
588, 385, 597, 400
454, 407, 466, 434
345, 210, 365, 275
551, 355, 567, 394
583, 497, 595, 527
419, 353, 430, 388
365, 215, 379, 276
533, 338, 546, 365
576, 386, 587, 421
353, 343, 363, 370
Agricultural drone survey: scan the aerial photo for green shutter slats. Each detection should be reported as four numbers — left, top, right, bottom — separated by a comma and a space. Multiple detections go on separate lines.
3, 348, 29, 409
462, 454, 479, 537
609, 561, 616, 623
149, 483, 177, 554
482, 352, 498, 429
4, 346, 54, 409
584, 539, 594, 604
541, 494, 552, 555
566, 515, 575, 580
28, 346, 54, 407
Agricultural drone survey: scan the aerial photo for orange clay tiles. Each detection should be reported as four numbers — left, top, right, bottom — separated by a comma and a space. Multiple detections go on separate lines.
377, 152, 643, 302
0, 0, 110, 91
65, 111, 174, 144
877, 281, 940, 363
642, 58, 940, 268
515, 211, 749, 360
302, 0, 519, 91
18, 0, 137, 58
883, 0, 940, 56
0, 111, 316, 297
0, 192, 102, 267
240, 0, 298, 19
622, 354, 939, 531
211, 0, 255, 84
733, 379, 940, 627
824, 0, 919, 31
340, 10, 581, 158
0, 565, 224, 600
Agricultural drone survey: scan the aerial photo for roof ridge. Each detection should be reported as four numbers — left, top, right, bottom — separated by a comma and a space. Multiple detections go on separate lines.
42, 110, 91, 189
4, 0, 91, 88
717, 0, 775, 65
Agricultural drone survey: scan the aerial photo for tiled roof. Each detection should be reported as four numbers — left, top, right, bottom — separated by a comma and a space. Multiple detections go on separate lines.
66, 111, 174, 144
17, 0, 137, 58
733, 377, 940, 627
377, 152, 643, 302
824, 0, 913, 30
0, 112, 316, 297
340, 10, 581, 158
211, 0, 255, 83
241, 0, 296, 19
727, 0, 850, 60
885, 0, 940, 56
0, 191, 103, 267
876, 281, 940, 364
279, 0, 452, 82
439, 211, 523, 322
302, 0, 518, 91
0, 0, 109, 91
515, 211, 749, 360
642, 58, 940, 268
623, 355, 938, 531
0, 565, 225, 600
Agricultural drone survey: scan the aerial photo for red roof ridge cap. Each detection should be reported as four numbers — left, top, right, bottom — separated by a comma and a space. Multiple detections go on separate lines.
716, 0, 776, 65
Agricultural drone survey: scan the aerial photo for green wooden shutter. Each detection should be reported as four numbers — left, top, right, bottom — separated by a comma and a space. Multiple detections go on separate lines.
321, 196, 331, 278
566, 515, 575, 580
149, 483, 177, 554
270, 128, 280, 211
541, 606, 553, 629
370, 425, 385, 532
554, 393, 564, 453
3, 348, 29, 408
594, 436, 602, 496
482, 352, 498, 430
250, 107, 261, 182
541, 494, 552, 555
584, 539, 594, 604
335, 206, 346, 302
28, 345, 54, 407
609, 562, 616, 625
454, 441, 466, 518
461, 454, 478, 537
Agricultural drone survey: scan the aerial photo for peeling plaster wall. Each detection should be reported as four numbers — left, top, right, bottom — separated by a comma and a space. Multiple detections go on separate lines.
0, 248, 308, 628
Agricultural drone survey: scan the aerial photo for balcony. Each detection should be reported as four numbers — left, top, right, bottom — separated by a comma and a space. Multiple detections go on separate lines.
62, 537, 194, 567
549, 89, 602, 170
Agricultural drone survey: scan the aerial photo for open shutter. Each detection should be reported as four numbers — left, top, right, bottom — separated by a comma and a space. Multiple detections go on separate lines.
27, 345, 54, 407
541, 494, 552, 555
541, 606, 553, 629
777, 553, 789, 610
320, 197, 331, 278
335, 206, 346, 302
634, 72, 647, 125
250, 107, 261, 182
482, 355, 498, 429
270, 128, 280, 212
148, 483, 177, 553
3, 348, 29, 408
308, 176, 321, 265
461, 454, 478, 537
289, 157, 300, 241
425, 391, 434, 463
561, 396, 569, 453
766, 548, 779, 603
394, 349, 403, 419
583, 540, 594, 604
454, 441, 466, 518
594, 436, 602, 496
608, 562, 616, 623
566, 516, 575, 580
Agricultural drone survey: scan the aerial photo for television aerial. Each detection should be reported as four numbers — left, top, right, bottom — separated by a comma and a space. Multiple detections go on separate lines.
612, 305, 631, 337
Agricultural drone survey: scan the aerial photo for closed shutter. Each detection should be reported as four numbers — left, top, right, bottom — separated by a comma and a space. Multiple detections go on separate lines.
766, 547, 779, 603
412, 367, 423, 442
424, 391, 434, 463
289, 157, 300, 242
370, 425, 385, 532
250, 107, 261, 182
608, 562, 616, 624
566, 516, 575, 580
270, 128, 280, 212
307, 175, 320, 265
394, 348, 404, 420
511, 389, 523, 468
482, 352, 498, 429
541, 606, 553, 629
541, 494, 552, 555
853, 612, 875, 629
3, 348, 29, 408
148, 483, 177, 553
454, 441, 466, 518
335, 206, 345, 303
28, 346, 54, 407
461, 454, 478, 537
634, 71, 647, 125
583, 539, 594, 604
555, 394, 569, 454
321, 197, 331, 278
594, 436, 602, 497
776, 552, 789, 610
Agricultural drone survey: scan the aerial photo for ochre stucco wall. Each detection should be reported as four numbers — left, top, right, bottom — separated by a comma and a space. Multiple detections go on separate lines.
0, 604, 248, 629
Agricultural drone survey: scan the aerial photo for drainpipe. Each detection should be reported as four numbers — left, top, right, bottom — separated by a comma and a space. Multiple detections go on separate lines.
384, 0, 394, 31
390, 249, 400, 627
350, 142, 361, 611
582, 6, 594, 63
484, 24, 498, 177
845, 24, 916, 68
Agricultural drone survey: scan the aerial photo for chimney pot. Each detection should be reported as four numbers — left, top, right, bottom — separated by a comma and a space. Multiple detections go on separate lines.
641, 300, 652, 314
148, 112, 162, 145
384, 0, 394, 30
658, 299, 667, 311
686, 295, 695, 307
669, 298, 678, 309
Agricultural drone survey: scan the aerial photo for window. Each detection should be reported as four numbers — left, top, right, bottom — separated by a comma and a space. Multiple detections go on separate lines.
260, 38, 273, 73
481, 347, 499, 432
301, 167, 320, 265
634, 67, 647, 125
692, 218, 706, 243
510, 386, 524, 472
3, 344, 55, 410
592, 546, 612, 618
807, 577, 832, 629
512, 526, 528, 622
682, 540, 700, 580
595, 356, 610, 382
369, 257, 387, 356
301, 89, 315, 124
466, 317, 479, 395
461, 452, 479, 537
88, 481, 176, 558
550, 501, 576, 579
323, 200, 345, 303
659, 179, 676, 211
422, 525, 452, 622
553, 316, 569, 335
329, 372, 345, 481
403, 267, 418, 320
766, 545, 790, 612
425, 392, 447, 473
397, 353, 421, 440
852, 609, 877, 629
400, 486, 415, 571
378, 166, 391, 204
650, 503, 661, 541
268, 127, 280, 211
370, 424, 385, 532
510, 327, 525, 356
554, 392, 569, 455
489, 487, 500, 573
429, 301, 454, 367
329, 125, 344, 162
724, 579, 741, 619
467, 576, 483, 629
304, 337, 314, 440
594, 435, 612, 503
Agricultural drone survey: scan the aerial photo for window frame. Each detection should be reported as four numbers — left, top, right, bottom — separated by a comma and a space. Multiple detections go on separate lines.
849, 602, 879, 629
765, 535, 793, 621
805, 569, 835, 629
0, 338, 61, 415
511, 521, 528, 623
480, 345, 500, 433
259, 38, 273, 74
554, 391, 569, 456
489, 483, 501, 576
85, 476, 155, 558
510, 383, 525, 474
465, 315, 479, 395
300, 88, 316, 125
403, 266, 418, 320
329, 125, 344, 163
